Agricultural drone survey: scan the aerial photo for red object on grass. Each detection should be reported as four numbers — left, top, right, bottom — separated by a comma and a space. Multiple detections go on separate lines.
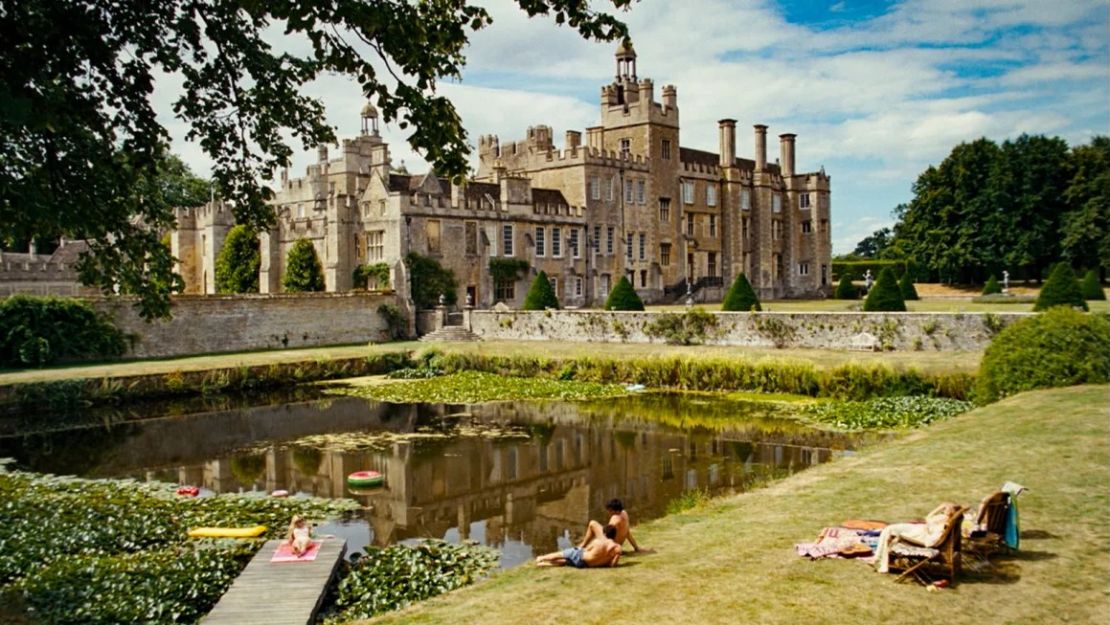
176, 486, 200, 497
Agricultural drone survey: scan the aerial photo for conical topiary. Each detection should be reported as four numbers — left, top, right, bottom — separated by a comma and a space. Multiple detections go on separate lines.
1080, 269, 1106, 301
1035, 262, 1088, 311
282, 238, 325, 292
721, 273, 761, 311
215, 225, 260, 293
523, 271, 560, 310
834, 274, 858, 300
898, 271, 919, 300
862, 267, 906, 312
604, 276, 644, 311
982, 275, 1002, 295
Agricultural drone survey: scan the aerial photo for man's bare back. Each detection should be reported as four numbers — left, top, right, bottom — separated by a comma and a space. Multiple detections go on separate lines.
582, 535, 621, 568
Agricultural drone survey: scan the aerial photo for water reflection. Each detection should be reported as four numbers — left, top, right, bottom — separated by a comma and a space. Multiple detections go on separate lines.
0, 394, 871, 569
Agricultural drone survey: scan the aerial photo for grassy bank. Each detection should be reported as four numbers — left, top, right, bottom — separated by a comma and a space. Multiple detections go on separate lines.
360, 384, 1110, 625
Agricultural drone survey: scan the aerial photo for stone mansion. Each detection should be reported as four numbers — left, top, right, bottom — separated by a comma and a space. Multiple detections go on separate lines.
172, 42, 832, 307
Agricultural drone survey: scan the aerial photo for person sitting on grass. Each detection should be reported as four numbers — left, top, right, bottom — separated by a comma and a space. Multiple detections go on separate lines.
536, 524, 622, 568
287, 514, 313, 556
579, 498, 653, 554
873, 502, 962, 573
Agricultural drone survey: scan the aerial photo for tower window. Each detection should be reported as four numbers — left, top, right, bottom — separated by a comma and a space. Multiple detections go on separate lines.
619, 138, 631, 157
661, 139, 672, 160
682, 181, 695, 204
707, 185, 717, 207
659, 198, 671, 222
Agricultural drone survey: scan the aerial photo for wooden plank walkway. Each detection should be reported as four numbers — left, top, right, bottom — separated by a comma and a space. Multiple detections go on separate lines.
203, 539, 347, 625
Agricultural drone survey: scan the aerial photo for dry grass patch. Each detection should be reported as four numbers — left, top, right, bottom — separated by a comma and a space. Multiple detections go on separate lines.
359, 385, 1110, 625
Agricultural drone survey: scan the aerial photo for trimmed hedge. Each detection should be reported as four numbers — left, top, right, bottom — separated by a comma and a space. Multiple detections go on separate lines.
721, 273, 761, 311
862, 267, 906, 312
282, 238, 325, 292
604, 276, 644, 311
834, 274, 858, 300
982, 275, 1002, 295
0, 295, 127, 368
832, 260, 906, 281
898, 272, 919, 301
1034, 262, 1087, 311
1080, 269, 1106, 301
523, 271, 559, 310
214, 225, 259, 293
975, 307, 1110, 403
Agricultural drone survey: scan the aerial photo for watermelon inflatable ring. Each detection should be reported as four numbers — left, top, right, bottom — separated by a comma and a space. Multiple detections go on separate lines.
347, 470, 384, 488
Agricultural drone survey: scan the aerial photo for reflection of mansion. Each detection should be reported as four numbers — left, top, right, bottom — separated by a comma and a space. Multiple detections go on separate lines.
172, 42, 831, 306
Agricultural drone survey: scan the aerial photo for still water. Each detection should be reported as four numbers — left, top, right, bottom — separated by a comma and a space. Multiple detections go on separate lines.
0, 392, 870, 568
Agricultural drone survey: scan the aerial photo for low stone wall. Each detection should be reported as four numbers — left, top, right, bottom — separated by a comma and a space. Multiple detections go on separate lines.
94, 292, 402, 359
467, 309, 1029, 351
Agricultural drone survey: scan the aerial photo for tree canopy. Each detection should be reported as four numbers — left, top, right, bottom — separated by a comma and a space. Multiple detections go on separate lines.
215, 225, 260, 294
282, 239, 325, 293
1, 1, 633, 318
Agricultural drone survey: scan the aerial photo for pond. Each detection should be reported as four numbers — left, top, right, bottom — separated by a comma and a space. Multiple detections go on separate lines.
0, 391, 874, 569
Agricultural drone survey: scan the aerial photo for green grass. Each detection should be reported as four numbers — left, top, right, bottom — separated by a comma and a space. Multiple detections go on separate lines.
357, 385, 1110, 625
648, 298, 1110, 314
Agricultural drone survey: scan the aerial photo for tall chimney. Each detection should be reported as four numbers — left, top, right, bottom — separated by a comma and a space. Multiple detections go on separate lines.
565, 130, 582, 151
754, 125, 768, 171
718, 119, 736, 168
317, 144, 329, 163
779, 133, 796, 177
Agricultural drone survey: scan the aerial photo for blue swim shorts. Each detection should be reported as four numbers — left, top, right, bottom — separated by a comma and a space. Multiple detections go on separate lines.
562, 547, 588, 568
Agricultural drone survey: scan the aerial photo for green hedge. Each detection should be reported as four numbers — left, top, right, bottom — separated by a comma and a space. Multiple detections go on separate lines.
982, 275, 1002, 295
834, 274, 858, 300
604, 276, 643, 311
862, 267, 906, 312
721, 273, 761, 311
832, 260, 907, 281
1081, 269, 1106, 301
0, 295, 127, 368
1034, 262, 1086, 311
523, 271, 559, 310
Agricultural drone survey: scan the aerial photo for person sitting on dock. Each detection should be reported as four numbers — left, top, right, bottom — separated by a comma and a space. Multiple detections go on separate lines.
579, 498, 652, 553
536, 524, 622, 568
287, 515, 312, 556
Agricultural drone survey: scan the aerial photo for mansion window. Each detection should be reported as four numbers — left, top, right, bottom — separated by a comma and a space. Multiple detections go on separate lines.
502, 224, 514, 256
709, 215, 717, 237
772, 194, 782, 213
640, 270, 648, 288
707, 185, 717, 207
426, 219, 441, 255
367, 231, 384, 261
639, 233, 646, 260
590, 176, 601, 200
535, 226, 546, 256
741, 189, 751, 210
465, 221, 478, 255
495, 279, 515, 302
799, 262, 810, 276
593, 225, 601, 252
550, 276, 559, 295
742, 217, 751, 241
569, 228, 580, 258
661, 139, 672, 160
660, 243, 672, 266
575, 277, 583, 296
800, 193, 811, 209
626, 234, 633, 259
686, 214, 695, 237
636, 180, 646, 204
619, 138, 631, 157
802, 220, 813, 234
772, 219, 783, 241
659, 198, 671, 222
552, 227, 562, 257
682, 181, 695, 204
625, 179, 634, 203
607, 226, 615, 255
707, 252, 717, 278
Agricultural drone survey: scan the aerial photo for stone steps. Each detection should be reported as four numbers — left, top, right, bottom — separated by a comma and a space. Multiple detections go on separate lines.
419, 325, 480, 342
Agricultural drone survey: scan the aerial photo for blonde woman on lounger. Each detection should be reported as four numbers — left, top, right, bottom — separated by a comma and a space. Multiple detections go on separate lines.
874, 502, 961, 573
287, 515, 312, 556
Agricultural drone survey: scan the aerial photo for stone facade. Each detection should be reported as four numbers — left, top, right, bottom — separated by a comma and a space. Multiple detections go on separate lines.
172, 42, 832, 306
0, 241, 98, 297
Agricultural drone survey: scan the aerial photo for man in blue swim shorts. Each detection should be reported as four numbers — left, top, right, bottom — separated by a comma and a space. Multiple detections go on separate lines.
535, 524, 621, 568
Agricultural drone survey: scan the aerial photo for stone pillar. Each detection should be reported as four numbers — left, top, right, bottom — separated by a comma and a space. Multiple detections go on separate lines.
754, 124, 768, 171
718, 119, 736, 168
779, 133, 796, 178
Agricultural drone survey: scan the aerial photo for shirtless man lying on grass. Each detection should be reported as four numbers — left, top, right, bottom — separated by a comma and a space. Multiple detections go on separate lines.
536, 524, 621, 568
579, 498, 653, 554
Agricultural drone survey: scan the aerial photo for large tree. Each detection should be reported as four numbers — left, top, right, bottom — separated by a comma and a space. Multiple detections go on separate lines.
1, 1, 633, 318
1060, 136, 1110, 275
852, 227, 892, 258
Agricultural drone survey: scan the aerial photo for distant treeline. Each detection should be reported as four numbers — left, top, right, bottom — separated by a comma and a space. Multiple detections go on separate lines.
849, 135, 1108, 283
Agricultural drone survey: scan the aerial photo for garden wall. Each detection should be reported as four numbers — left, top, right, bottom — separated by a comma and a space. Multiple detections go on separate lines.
467, 310, 1030, 351
94, 292, 402, 359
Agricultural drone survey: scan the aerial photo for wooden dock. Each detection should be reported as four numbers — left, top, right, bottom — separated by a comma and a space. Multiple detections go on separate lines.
203, 539, 347, 625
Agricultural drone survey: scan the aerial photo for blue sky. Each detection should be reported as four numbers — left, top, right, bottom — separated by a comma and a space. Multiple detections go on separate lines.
161, 0, 1110, 254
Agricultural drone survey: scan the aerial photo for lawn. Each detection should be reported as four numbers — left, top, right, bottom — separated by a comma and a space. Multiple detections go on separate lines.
648, 297, 1110, 314
358, 384, 1110, 625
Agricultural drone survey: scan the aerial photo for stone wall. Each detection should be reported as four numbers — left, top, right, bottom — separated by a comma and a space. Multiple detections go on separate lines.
93, 292, 402, 359
467, 309, 1028, 351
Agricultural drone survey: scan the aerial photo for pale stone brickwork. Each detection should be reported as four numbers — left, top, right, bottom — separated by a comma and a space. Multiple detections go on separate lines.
0, 241, 98, 297
467, 310, 1025, 352
92, 292, 398, 359
171, 42, 831, 305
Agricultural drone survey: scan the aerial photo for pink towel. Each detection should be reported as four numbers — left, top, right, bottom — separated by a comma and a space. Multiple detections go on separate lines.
270, 540, 322, 563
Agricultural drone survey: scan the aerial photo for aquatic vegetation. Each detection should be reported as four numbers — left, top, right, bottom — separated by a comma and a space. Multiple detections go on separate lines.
245, 420, 531, 454
326, 371, 628, 403
802, 396, 973, 430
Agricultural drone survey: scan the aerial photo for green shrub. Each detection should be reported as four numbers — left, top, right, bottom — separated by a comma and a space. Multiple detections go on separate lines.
604, 276, 644, 311
353, 262, 391, 290
405, 252, 458, 309
862, 267, 906, 312
282, 238, 325, 292
721, 273, 761, 311
522, 271, 560, 310
0, 295, 127, 368
898, 271, 919, 300
377, 304, 407, 340
1080, 269, 1106, 301
1035, 262, 1087, 311
982, 274, 1002, 295
214, 225, 259, 293
834, 274, 858, 300
975, 307, 1110, 403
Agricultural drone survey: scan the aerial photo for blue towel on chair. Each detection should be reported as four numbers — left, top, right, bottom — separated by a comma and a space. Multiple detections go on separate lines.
1003, 498, 1020, 550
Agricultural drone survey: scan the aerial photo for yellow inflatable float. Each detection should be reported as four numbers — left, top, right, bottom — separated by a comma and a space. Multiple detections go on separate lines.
187, 525, 267, 538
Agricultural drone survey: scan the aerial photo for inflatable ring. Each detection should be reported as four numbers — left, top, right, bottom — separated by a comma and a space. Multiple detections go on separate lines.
347, 470, 384, 488
176, 486, 199, 497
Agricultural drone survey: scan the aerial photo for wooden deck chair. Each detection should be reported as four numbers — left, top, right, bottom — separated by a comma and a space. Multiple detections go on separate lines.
964, 491, 1011, 560
889, 506, 967, 586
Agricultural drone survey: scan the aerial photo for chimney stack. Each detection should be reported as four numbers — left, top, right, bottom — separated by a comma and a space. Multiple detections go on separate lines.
662, 85, 677, 112
718, 119, 736, 168
565, 130, 582, 151
754, 125, 768, 171
317, 144, 329, 164
779, 133, 796, 177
